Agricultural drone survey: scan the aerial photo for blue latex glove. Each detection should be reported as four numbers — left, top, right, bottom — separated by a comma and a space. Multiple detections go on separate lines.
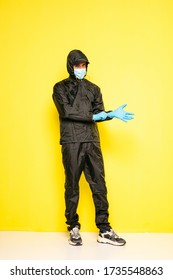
93, 111, 107, 121
107, 104, 134, 122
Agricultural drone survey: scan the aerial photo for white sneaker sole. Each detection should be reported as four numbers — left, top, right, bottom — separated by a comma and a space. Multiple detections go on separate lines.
68, 239, 83, 246
97, 236, 126, 246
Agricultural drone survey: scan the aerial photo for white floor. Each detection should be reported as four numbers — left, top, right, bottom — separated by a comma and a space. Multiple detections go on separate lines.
0, 231, 173, 260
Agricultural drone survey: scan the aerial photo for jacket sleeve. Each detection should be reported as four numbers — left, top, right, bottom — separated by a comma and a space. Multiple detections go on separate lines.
52, 83, 93, 122
92, 86, 112, 122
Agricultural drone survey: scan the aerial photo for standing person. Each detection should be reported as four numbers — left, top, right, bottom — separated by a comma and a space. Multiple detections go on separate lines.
52, 49, 134, 246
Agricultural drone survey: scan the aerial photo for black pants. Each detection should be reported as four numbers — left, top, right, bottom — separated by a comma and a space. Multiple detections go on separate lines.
62, 142, 111, 232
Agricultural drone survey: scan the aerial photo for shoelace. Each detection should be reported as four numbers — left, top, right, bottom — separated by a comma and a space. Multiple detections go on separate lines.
109, 229, 119, 238
72, 227, 80, 238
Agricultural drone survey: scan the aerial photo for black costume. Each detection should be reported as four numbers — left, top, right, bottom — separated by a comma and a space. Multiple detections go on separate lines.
52, 50, 112, 232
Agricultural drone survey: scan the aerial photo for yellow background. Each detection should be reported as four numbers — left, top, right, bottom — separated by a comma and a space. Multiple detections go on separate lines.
0, 0, 173, 232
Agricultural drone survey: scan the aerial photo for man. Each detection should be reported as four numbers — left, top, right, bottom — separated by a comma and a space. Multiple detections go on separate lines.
52, 49, 134, 246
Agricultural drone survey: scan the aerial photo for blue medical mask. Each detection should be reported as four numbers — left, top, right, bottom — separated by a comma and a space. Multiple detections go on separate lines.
74, 68, 86, 80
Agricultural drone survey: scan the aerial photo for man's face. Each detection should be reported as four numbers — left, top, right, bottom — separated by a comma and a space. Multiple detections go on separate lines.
73, 62, 86, 70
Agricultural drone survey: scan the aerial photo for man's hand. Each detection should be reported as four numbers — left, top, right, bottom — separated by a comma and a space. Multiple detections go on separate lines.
93, 111, 107, 121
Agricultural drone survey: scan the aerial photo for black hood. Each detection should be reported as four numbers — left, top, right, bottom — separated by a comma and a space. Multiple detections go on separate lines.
67, 49, 89, 77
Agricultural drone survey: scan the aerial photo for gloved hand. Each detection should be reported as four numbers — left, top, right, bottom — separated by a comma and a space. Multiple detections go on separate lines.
93, 111, 107, 121
107, 104, 134, 122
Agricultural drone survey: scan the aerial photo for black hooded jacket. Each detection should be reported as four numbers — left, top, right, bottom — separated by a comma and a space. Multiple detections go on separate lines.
52, 50, 107, 144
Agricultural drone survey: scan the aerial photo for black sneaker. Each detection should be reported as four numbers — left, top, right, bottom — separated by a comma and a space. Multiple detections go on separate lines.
97, 229, 126, 246
68, 226, 82, 246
